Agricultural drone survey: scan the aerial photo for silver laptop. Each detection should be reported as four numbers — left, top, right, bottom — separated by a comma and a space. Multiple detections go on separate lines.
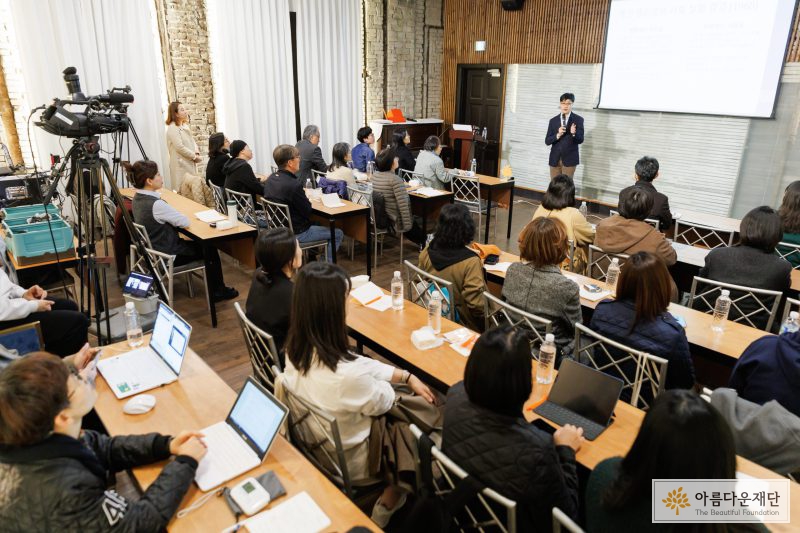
195, 377, 288, 492
98, 302, 191, 399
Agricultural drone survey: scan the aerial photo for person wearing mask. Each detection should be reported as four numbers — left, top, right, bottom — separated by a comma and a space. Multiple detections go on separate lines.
585, 391, 763, 532
295, 125, 327, 184
418, 204, 486, 331
618, 156, 673, 231
263, 144, 342, 260
391, 129, 415, 173
698, 206, 791, 330
502, 217, 581, 359
370, 148, 427, 247
777, 180, 800, 268
532, 174, 594, 273
0, 352, 207, 530
590, 252, 695, 405
443, 326, 583, 532
413, 135, 451, 190
283, 262, 437, 528
223, 140, 265, 206
351, 126, 375, 172
205, 132, 230, 188
128, 160, 237, 302
245, 228, 302, 363
165, 101, 199, 191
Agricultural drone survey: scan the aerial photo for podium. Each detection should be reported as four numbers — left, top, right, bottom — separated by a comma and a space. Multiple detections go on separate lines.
450, 129, 487, 170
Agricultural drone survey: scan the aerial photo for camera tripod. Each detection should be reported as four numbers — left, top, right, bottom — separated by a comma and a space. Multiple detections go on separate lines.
44, 136, 165, 344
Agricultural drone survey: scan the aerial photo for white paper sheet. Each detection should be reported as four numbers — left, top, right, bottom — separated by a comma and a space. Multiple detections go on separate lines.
243, 492, 331, 533
366, 294, 393, 312
195, 210, 226, 223
413, 186, 447, 197
350, 282, 384, 306
484, 262, 512, 274
321, 193, 344, 208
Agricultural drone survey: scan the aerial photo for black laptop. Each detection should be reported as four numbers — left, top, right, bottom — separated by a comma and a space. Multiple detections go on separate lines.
533, 359, 624, 441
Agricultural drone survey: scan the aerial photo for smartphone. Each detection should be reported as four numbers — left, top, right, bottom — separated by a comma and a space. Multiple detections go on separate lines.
484, 254, 500, 265
583, 283, 602, 293
209, 222, 217, 228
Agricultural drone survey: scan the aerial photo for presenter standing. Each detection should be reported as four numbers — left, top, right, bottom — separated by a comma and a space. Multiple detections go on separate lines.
545, 92, 584, 178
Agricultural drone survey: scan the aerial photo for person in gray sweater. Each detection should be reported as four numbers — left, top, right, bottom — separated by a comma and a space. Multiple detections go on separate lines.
371, 147, 427, 246
502, 217, 582, 359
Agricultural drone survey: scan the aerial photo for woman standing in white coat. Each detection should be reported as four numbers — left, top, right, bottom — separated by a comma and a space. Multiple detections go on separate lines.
165, 101, 199, 191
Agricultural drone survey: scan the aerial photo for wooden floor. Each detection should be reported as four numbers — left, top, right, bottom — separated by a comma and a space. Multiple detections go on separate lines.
100, 199, 540, 392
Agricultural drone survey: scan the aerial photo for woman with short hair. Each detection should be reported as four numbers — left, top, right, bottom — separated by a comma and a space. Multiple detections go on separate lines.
283, 262, 437, 528
443, 326, 583, 532
413, 135, 450, 190
590, 251, 695, 404
165, 101, 199, 191
205, 132, 230, 188
532, 174, 594, 272
391, 128, 415, 172
503, 217, 582, 359
245, 228, 302, 362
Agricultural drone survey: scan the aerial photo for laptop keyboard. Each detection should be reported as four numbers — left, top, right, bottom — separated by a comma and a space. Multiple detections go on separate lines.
203, 423, 255, 474
533, 402, 608, 441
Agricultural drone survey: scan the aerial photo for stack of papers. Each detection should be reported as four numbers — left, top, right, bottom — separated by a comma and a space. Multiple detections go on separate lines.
321, 193, 345, 208
484, 262, 512, 274
443, 327, 479, 357
350, 282, 393, 311
194, 210, 226, 223
414, 187, 446, 197
243, 492, 331, 533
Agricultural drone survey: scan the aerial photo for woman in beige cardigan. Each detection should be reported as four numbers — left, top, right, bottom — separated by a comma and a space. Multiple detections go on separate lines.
165, 101, 199, 191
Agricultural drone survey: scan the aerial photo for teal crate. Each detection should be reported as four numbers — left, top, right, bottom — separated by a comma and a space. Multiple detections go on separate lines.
2, 217, 74, 259
1, 204, 60, 224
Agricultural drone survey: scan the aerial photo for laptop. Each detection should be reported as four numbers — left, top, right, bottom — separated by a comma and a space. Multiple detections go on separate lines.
194, 377, 288, 491
122, 272, 154, 298
533, 359, 623, 441
97, 302, 191, 399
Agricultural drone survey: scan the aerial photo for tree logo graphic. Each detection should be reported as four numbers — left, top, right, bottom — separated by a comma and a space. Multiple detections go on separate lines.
663, 487, 691, 515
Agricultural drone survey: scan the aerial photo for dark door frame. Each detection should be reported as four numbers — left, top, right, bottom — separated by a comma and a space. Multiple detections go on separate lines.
454, 63, 505, 175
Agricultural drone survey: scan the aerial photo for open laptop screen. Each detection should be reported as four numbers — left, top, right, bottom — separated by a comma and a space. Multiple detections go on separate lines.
149, 302, 191, 375
227, 378, 288, 458
548, 359, 623, 426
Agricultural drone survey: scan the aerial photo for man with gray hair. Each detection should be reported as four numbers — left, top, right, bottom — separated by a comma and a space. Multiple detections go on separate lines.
295, 124, 327, 184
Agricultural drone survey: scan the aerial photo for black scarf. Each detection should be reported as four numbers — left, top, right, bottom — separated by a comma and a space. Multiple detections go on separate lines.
427, 245, 478, 271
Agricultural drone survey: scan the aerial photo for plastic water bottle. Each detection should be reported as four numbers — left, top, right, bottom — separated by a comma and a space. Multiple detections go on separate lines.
711, 290, 731, 332
482, 126, 488, 139
391, 271, 404, 310
428, 291, 442, 334
304, 178, 312, 189
780, 311, 800, 334
606, 258, 621, 295
536, 333, 556, 384
367, 160, 375, 178
124, 302, 144, 348
226, 199, 237, 224
470, 158, 477, 174
579, 201, 588, 219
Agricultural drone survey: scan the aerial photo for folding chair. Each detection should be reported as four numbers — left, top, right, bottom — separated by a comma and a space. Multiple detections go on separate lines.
260, 198, 328, 262
398, 169, 424, 183
348, 185, 402, 267
451, 174, 496, 242
483, 292, 552, 358
574, 323, 668, 409
587, 244, 629, 282
224, 188, 264, 227
310, 169, 325, 188
552, 507, 585, 533
403, 259, 455, 321
233, 302, 281, 391
776, 241, 800, 269
609, 209, 660, 231
209, 182, 227, 214
688, 276, 782, 331
674, 219, 735, 249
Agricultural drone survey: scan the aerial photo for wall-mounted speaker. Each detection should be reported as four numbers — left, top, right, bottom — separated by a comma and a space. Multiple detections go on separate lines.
501, 0, 525, 11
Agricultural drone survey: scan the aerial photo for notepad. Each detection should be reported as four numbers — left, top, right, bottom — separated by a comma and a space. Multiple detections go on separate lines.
414, 186, 446, 197
243, 492, 331, 533
350, 281, 384, 306
195, 210, 226, 223
321, 193, 345, 208
484, 261, 512, 274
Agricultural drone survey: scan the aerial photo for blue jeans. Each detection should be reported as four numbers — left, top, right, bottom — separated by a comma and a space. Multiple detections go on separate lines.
296, 224, 343, 262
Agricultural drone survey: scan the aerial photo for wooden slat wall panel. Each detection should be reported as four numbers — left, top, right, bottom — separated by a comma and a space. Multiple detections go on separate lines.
442, 0, 800, 122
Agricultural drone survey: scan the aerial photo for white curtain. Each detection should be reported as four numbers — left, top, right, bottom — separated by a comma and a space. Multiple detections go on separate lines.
293, 0, 363, 162
206, 0, 296, 175
10, 0, 169, 186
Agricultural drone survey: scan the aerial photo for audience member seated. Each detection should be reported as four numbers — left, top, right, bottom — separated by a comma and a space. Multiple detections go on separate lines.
295, 124, 327, 184
0, 353, 206, 530
223, 140, 265, 206
728, 328, 800, 417
282, 262, 438, 528
503, 218, 581, 360
204, 131, 230, 188
128, 160, 237, 302
324, 142, 356, 187
370, 148, 427, 247
777, 180, 800, 268
413, 135, 451, 190
443, 326, 583, 532
245, 228, 301, 364
418, 204, 486, 331
618, 156, 672, 231
698, 206, 790, 329
0, 270, 88, 357
590, 252, 695, 403
351, 126, 375, 172
263, 144, 342, 260
586, 390, 741, 532
532, 174, 594, 272
391, 128, 415, 172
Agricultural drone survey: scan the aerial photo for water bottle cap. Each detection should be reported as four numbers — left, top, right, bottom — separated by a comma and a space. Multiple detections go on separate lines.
431, 291, 442, 300
721, 290, 730, 296
545, 333, 555, 342
791, 311, 799, 320
611, 258, 619, 264
125, 301, 135, 310
394, 271, 400, 277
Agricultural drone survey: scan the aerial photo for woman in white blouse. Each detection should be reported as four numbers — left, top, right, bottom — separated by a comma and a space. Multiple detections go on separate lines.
283, 262, 436, 527
165, 101, 200, 191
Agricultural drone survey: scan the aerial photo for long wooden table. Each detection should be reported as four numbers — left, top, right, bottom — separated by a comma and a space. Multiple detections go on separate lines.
307, 193, 371, 275
408, 188, 454, 237
346, 293, 799, 532
477, 174, 515, 243
94, 339, 375, 532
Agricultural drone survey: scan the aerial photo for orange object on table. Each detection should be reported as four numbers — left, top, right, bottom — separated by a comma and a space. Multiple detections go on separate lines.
385, 108, 406, 123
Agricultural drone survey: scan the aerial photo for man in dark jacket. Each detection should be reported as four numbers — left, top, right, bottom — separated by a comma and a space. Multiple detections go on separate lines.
618, 156, 673, 231
223, 139, 265, 206
0, 353, 206, 532
295, 124, 327, 184
264, 144, 342, 260
545, 92, 584, 178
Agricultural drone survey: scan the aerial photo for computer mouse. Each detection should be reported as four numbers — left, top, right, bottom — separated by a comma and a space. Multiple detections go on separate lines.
123, 394, 157, 415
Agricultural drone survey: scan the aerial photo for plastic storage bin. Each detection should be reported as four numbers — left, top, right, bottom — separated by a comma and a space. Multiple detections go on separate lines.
2, 204, 73, 262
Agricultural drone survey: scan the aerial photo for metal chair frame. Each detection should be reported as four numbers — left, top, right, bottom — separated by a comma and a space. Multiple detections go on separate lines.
688, 276, 782, 332
574, 323, 668, 410
209, 182, 227, 214
587, 244, 629, 282
451, 174, 496, 242
674, 219, 735, 249
398, 169, 424, 183
776, 241, 800, 269
260, 198, 328, 261
310, 169, 326, 189
483, 291, 552, 359
403, 259, 455, 321
347, 185, 403, 267
609, 209, 660, 232
781, 297, 800, 323
233, 302, 281, 391
552, 507, 585, 533
224, 188, 263, 227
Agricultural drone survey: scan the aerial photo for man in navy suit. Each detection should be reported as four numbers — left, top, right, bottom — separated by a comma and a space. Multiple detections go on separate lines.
545, 92, 584, 178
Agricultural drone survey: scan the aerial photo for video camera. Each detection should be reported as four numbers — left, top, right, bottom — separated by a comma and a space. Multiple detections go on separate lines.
35, 67, 134, 138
